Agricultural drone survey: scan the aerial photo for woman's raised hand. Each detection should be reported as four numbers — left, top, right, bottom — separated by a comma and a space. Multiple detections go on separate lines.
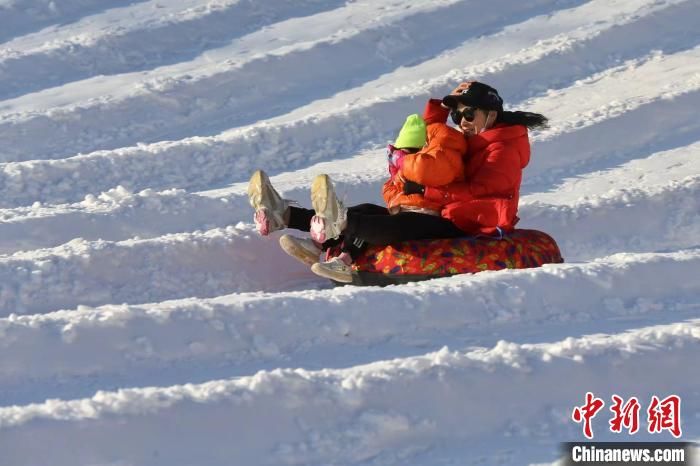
450, 81, 474, 96
440, 82, 474, 108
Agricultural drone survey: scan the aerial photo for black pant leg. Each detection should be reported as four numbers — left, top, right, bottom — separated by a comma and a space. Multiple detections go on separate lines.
287, 203, 448, 258
348, 203, 391, 216
288, 203, 388, 232
286, 205, 343, 250
286, 206, 315, 231
341, 204, 391, 259
345, 211, 464, 245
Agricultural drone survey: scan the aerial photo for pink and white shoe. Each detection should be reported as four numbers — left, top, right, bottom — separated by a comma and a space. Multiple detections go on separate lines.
309, 215, 329, 243
248, 170, 291, 236
310, 174, 347, 243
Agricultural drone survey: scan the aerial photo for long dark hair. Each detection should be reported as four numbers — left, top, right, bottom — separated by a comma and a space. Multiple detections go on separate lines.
497, 110, 548, 129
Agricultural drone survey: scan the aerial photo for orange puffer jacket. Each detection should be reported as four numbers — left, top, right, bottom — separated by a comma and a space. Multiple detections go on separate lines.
423, 123, 531, 235
382, 99, 467, 211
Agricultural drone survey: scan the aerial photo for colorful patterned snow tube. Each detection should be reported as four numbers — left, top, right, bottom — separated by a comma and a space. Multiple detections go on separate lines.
343, 229, 563, 286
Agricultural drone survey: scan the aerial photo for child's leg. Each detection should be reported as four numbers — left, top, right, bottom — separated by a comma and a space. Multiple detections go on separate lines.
345, 210, 464, 245
287, 206, 343, 250
248, 170, 292, 236
286, 206, 314, 231
302, 202, 390, 253
339, 203, 391, 260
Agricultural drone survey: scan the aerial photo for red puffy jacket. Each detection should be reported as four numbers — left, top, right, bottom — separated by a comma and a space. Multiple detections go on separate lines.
423, 122, 531, 235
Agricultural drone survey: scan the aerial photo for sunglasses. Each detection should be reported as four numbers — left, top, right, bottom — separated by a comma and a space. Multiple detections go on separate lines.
450, 107, 477, 125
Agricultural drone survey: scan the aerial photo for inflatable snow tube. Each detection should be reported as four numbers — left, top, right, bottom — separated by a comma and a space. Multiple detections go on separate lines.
338, 229, 563, 286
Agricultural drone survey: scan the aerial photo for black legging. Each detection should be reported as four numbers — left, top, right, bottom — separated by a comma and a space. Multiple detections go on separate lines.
287, 203, 465, 259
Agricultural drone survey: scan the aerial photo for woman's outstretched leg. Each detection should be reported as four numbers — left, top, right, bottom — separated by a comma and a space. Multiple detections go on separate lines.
308, 174, 355, 283
309, 174, 348, 243
247, 170, 293, 236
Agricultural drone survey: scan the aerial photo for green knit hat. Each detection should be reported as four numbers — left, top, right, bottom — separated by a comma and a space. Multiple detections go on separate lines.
394, 114, 427, 150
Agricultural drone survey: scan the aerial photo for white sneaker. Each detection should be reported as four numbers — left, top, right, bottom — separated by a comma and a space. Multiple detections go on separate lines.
311, 257, 353, 283
248, 170, 290, 236
310, 174, 347, 243
279, 234, 322, 266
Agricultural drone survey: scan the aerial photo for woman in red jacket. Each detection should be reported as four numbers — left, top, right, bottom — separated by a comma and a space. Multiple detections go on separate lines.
410, 81, 548, 236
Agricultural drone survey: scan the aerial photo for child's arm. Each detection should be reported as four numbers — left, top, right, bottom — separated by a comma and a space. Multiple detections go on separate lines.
422, 98, 450, 125
400, 122, 467, 187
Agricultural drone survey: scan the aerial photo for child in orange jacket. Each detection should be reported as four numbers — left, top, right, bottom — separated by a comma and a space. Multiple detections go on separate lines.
382, 101, 467, 214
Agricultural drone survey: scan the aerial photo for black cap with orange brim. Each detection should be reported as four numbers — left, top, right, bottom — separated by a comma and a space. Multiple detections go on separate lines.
442, 81, 504, 111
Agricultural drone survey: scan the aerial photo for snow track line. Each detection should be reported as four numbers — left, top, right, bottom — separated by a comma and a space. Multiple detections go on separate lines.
1, 249, 699, 404
0, 0, 349, 101
0, 225, 316, 317
525, 141, 700, 205
523, 55, 700, 190
0, 138, 698, 256
2, 320, 699, 465
520, 175, 700, 260
0, 0, 151, 45
0, 0, 693, 164
0, 187, 243, 256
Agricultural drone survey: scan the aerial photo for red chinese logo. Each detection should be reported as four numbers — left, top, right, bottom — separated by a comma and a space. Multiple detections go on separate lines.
572, 392, 605, 439
648, 395, 682, 438
609, 395, 640, 434
572, 393, 682, 439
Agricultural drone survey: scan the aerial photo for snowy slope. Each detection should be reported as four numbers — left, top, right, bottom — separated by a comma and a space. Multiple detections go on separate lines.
0, 0, 698, 465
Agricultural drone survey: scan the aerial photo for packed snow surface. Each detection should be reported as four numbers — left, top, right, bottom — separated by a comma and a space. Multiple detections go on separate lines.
0, 0, 698, 465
